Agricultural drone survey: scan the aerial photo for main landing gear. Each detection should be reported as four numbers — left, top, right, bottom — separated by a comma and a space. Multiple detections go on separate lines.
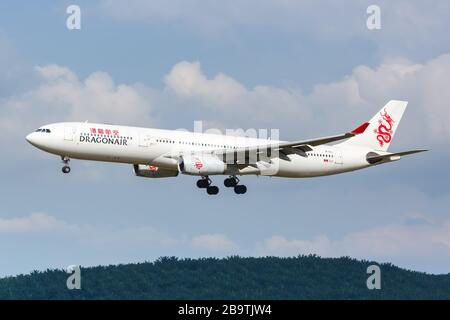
196, 177, 219, 195
196, 176, 247, 195
224, 176, 247, 194
61, 156, 71, 174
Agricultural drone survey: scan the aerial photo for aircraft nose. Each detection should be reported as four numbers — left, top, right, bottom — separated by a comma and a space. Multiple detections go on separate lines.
26, 132, 37, 145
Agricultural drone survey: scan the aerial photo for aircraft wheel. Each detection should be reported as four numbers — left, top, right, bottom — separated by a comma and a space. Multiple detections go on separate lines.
234, 185, 247, 194
197, 179, 210, 188
206, 186, 219, 195
224, 177, 237, 187
62, 166, 71, 174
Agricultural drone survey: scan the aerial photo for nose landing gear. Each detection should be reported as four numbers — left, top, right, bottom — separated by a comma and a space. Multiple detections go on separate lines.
61, 156, 71, 174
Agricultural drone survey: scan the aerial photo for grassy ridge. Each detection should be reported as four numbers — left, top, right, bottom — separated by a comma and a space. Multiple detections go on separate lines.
1, 256, 449, 299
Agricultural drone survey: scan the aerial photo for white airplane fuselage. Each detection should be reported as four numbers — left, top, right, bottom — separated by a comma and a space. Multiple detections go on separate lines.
26, 122, 372, 178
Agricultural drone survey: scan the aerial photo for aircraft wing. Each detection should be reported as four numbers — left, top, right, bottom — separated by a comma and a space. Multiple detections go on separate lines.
215, 122, 370, 163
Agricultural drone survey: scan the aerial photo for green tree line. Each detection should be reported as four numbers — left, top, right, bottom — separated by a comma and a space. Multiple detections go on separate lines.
0, 255, 449, 299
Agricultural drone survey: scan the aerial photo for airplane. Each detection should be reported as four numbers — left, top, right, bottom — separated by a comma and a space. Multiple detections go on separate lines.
26, 100, 427, 195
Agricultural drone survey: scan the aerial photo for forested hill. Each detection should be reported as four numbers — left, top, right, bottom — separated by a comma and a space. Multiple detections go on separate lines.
1, 256, 449, 300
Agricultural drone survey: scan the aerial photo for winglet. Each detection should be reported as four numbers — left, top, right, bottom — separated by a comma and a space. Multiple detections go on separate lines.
350, 122, 370, 135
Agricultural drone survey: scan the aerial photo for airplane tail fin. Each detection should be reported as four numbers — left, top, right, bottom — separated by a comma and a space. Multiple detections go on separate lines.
340, 100, 407, 151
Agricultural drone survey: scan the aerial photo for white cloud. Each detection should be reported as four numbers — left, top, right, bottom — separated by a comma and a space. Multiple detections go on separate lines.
257, 216, 450, 273
162, 55, 450, 146
165, 61, 246, 105
33, 64, 152, 125
191, 233, 238, 252
0, 64, 153, 140
260, 235, 332, 256
338, 219, 450, 258
0, 213, 77, 234
308, 54, 450, 144
164, 60, 310, 125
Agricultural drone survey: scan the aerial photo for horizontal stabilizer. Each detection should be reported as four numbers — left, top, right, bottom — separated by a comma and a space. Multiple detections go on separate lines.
366, 149, 428, 164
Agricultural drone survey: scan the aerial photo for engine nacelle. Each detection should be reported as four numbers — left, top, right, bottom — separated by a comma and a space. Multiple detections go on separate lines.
178, 154, 226, 175
133, 164, 179, 178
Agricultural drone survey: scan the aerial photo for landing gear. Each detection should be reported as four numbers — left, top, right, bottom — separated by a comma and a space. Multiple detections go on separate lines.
197, 177, 211, 188
197, 176, 247, 195
61, 156, 71, 174
224, 176, 238, 188
224, 176, 247, 194
197, 177, 219, 195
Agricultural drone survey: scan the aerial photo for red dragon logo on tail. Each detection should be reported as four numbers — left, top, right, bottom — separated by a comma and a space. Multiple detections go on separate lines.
374, 108, 395, 147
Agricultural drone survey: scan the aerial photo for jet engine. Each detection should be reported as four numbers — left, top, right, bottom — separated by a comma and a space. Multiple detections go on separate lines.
133, 164, 179, 178
178, 154, 226, 175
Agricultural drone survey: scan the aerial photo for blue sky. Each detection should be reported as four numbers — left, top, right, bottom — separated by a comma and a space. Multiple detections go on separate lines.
1, 1, 450, 276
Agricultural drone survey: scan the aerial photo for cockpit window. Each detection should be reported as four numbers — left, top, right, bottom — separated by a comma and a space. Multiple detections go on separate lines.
45, 129, 51, 133
36, 128, 51, 133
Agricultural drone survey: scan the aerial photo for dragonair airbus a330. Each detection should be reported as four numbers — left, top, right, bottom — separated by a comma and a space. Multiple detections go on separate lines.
26, 100, 426, 195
